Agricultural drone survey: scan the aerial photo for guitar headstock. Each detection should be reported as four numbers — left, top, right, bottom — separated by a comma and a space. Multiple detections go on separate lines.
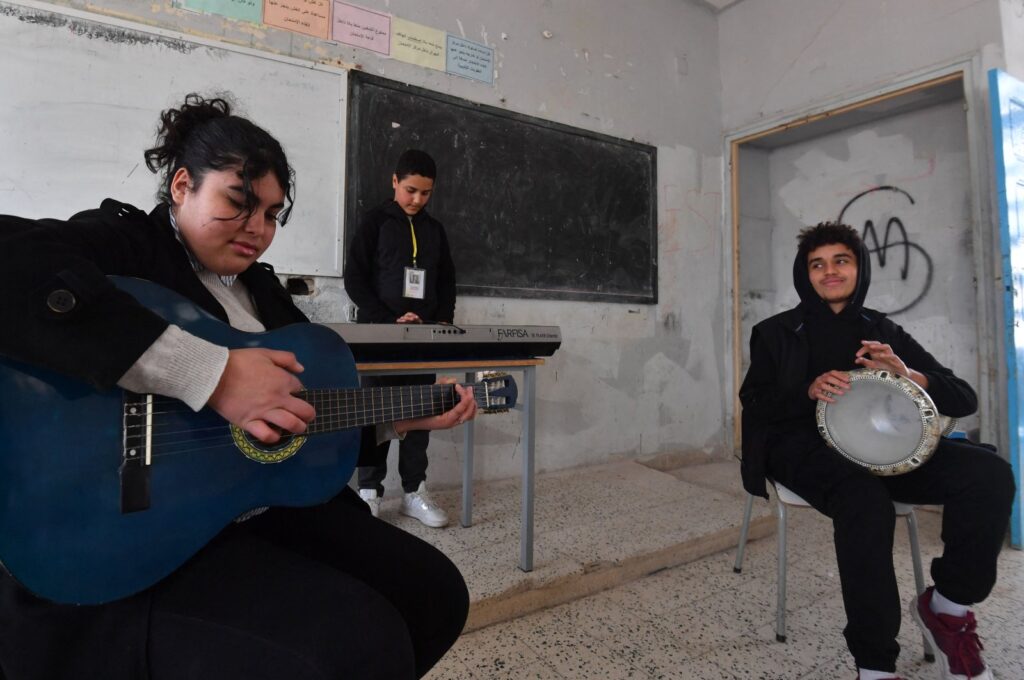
473, 372, 518, 413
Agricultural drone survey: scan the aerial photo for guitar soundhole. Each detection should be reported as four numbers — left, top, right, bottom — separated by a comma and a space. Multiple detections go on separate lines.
230, 425, 307, 464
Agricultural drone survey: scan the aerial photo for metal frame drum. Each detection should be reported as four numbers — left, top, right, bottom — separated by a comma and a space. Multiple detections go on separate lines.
815, 368, 948, 476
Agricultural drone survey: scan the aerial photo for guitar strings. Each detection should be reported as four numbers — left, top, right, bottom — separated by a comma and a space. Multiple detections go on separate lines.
126, 387, 467, 436
118, 383, 482, 458
129, 387, 467, 424
129, 384, 479, 420
134, 384, 472, 414
122, 396, 460, 439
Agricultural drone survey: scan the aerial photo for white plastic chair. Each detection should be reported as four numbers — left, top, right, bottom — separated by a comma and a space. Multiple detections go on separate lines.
733, 481, 934, 661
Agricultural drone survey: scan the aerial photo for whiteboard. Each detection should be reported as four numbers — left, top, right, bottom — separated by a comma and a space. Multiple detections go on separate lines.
0, 2, 346, 276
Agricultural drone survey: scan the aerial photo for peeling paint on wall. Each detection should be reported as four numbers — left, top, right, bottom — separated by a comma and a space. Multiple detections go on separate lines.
1, 4, 196, 52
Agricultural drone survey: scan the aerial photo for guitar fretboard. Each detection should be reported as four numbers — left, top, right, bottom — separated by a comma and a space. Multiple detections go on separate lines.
299, 384, 463, 434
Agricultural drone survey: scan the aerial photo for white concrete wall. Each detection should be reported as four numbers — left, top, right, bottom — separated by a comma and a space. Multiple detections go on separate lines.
718, 0, 1004, 132
750, 101, 979, 431
1000, 0, 1024, 79
33, 0, 728, 490
737, 144, 775, 372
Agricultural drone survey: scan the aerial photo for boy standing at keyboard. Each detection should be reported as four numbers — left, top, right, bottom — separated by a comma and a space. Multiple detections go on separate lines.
344, 150, 457, 528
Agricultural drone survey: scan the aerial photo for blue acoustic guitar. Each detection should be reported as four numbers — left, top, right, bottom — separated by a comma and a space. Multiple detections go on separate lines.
0, 276, 517, 606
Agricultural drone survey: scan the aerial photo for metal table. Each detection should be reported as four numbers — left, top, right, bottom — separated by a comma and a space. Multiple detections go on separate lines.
356, 358, 543, 571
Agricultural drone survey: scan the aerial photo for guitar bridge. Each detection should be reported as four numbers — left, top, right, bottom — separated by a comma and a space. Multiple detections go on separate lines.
120, 392, 152, 513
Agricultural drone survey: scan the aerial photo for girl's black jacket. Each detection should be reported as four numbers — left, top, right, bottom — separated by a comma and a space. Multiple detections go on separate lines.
0, 199, 306, 390
0, 199, 308, 679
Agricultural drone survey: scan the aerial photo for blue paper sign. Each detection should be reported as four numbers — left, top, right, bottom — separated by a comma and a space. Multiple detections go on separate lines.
178, 0, 262, 24
446, 35, 493, 85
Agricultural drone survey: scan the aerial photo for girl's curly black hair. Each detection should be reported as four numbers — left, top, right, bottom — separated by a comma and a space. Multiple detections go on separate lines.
144, 93, 295, 225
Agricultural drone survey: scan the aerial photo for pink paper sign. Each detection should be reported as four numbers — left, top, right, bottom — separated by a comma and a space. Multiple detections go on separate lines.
332, 2, 390, 55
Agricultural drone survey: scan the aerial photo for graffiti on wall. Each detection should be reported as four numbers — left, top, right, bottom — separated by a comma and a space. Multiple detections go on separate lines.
837, 185, 933, 315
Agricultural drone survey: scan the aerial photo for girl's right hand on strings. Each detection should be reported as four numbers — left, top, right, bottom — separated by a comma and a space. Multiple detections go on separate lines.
207, 348, 315, 443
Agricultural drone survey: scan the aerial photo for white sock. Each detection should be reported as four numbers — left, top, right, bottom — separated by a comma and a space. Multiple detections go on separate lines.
931, 588, 969, 618
858, 669, 899, 680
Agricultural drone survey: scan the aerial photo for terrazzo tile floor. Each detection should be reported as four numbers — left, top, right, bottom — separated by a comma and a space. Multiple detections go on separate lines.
370, 459, 773, 629
416, 464, 1024, 680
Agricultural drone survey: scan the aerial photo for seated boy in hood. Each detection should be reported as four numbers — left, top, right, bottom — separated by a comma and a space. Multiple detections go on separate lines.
739, 221, 1015, 680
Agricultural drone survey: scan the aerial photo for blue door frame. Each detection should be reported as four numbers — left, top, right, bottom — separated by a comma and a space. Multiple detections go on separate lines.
989, 68, 1024, 548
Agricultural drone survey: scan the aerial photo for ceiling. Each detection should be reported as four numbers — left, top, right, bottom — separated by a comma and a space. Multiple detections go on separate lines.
695, 0, 744, 12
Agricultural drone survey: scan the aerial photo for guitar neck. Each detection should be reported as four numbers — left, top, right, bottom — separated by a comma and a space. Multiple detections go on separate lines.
298, 384, 465, 434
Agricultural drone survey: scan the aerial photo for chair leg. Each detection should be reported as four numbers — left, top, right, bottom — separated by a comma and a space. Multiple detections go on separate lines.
734, 493, 755, 573
776, 500, 788, 643
905, 511, 935, 663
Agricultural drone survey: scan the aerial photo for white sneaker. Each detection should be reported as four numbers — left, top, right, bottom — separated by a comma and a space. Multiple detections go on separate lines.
358, 488, 381, 518
400, 482, 448, 528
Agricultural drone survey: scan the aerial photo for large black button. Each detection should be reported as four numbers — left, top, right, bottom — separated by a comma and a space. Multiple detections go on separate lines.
46, 289, 77, 313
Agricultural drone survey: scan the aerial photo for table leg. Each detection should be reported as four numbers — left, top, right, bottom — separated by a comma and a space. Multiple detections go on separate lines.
461, 371, 475, 528
520, 365, 536, 572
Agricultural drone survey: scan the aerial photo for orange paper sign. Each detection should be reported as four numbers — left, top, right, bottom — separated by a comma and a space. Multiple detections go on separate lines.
264, 0, 330, 39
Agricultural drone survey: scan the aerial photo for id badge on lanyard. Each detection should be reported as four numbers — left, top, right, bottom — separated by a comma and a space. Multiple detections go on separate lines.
404, 266, 426, 299
403, 216, 427, 299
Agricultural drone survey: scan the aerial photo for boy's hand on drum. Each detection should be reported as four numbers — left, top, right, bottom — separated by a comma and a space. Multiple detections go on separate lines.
808, 370, 851, 403
855, 340, 909, 377
855, 340, 929, 389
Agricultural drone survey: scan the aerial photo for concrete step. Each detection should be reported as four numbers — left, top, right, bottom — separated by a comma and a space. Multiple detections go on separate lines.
375, 458, 775, 632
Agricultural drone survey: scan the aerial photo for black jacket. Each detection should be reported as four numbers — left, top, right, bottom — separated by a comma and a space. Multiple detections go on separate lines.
343, 200, 456, 323
738, 241, 977, 498
0, 200, 306, 389
0, 199, 308, 680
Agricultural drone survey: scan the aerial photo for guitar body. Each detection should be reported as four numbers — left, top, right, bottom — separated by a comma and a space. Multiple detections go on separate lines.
0, 277, 360, 605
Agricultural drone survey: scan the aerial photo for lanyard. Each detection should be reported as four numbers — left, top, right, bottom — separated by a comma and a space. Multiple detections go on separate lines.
407, 216, 418, 268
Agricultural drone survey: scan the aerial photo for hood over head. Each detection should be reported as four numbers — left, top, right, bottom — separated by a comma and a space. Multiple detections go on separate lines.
792, 237, 871, 316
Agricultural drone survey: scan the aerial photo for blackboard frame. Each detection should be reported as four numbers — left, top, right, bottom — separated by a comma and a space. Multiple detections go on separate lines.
345, 71, 658, 304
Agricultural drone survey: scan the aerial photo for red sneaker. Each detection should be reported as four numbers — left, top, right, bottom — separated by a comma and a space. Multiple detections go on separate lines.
911, 587, 993, 679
